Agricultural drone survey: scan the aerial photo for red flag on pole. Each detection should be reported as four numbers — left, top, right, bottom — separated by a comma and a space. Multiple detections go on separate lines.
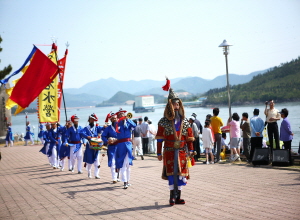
8, 46, 58, 114
57, 49, 68, 121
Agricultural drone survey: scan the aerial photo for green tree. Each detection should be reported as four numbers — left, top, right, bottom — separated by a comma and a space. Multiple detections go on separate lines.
0, 36, 12, 80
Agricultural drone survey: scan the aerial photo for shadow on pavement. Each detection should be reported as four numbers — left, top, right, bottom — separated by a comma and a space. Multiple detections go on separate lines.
62, 184, 121, 198
84, 203, 171, 216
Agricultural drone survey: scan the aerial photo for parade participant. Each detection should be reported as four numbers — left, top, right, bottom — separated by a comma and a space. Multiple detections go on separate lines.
102, 112, 120, 183
39, 123, 51, 165
38, 124, 45, 145
114, 108, 136, 189
66, 115, 84, 174
47, 122, 61, 169
24, 121, 34, 146
5, 122, 14, 147
82, 113, 104, 179
156, 84, 194, 206
59, 120, 72, 171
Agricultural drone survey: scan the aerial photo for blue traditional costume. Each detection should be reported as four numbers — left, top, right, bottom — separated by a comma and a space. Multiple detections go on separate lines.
5, 125, 14, 147
59, 123, 71, 171
38, 124, 45, 144
24, 123, 34, 146
81, 113, 104, 179
39, 124, 51, 165
102, 112, 119, 182
47, 124, 62, 169
66, 115, 83, 173
115, 109, 136, 188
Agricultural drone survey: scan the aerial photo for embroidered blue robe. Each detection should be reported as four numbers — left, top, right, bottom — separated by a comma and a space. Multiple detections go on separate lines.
5, 126, 14, 141
102, 123, 118, 167
24, 125, 34, 140
81, 125, 103, 164
115, 119, 136, 169
66, 125, 83, 153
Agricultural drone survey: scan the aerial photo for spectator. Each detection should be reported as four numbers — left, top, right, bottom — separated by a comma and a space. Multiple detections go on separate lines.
202, 121, 214, 164
240, 112, 251, 162
279, 108, 294, 165
132, 119, 144, 160
189, 116, 200, 161
140, 116, 149, 154
221, 132, 230, 154
227, 113, 241, 162
210, 108, 223, 163
192, 113, 203, 134
250, 108, 265, 163
264, 100, 281, 150
148, 120, 157, 154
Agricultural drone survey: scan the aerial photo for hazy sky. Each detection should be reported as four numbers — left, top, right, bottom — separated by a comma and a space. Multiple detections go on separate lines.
1, 0, 299, 89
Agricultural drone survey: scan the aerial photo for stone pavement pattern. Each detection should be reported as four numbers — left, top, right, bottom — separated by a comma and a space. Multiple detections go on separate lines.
0, 145, 300, 220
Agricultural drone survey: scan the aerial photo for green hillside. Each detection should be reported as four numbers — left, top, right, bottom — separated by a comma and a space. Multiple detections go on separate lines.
205, 57, 300, 105
97, 91, 135, 106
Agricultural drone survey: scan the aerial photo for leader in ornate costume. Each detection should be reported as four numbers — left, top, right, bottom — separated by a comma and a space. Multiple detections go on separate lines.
156, 79, 194, 206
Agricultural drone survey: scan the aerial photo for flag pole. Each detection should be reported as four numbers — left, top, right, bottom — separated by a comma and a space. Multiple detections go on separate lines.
52, 42, 68, 123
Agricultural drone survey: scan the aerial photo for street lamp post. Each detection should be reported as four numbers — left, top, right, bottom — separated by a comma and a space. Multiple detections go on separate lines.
219, 39, 233, 119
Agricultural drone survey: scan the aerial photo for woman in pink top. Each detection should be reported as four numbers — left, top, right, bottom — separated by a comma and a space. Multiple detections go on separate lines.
227, 113, 241, 162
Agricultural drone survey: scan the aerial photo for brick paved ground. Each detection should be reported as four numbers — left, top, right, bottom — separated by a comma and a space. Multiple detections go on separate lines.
0, 145, 300, 220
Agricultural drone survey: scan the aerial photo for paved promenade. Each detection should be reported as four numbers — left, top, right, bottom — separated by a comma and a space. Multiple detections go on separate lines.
0, 145, 300, 220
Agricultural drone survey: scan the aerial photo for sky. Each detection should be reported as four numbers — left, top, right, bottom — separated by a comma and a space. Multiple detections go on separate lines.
1, 0, 300, 89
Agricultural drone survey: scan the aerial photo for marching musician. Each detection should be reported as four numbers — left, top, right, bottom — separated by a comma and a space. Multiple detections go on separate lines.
66, 115, 84, 174
102, 112, 119, 183
81, 113, 104, 179
115, 108, 136, 189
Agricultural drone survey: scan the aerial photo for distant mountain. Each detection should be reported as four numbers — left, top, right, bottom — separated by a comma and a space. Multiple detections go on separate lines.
98, 91, 135, 106
23, 92, 105, 109
205, 57, 300, 104
64, 70, 268, 100
63, 93, 105, 107
64, 77, 184, 99
133, 70, 268, 96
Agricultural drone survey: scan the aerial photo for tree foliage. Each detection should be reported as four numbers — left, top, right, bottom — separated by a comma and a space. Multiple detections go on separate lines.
0, 36, 12, 80
204, 57, 300, 105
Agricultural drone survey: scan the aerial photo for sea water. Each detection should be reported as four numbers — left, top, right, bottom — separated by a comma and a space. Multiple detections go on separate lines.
10, 102, 300, 151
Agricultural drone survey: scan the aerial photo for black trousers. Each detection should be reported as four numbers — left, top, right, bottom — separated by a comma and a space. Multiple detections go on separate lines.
193, 137, 200, 160
250, 137, 263, 162
142, 138, 149, 154
243, 138, 251, 161
283, 140, 293, 165
267, 122, 280, 150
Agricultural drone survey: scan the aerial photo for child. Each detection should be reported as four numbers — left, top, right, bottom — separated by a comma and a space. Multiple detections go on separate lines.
228, 113, 241, 162
202, 121, 214, 164
221, 132, 230, 154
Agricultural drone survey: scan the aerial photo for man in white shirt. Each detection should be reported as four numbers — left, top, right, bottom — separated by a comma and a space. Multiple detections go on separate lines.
147, 119, 157, 154
140, 116, 149, 154
264, 99, 281, 150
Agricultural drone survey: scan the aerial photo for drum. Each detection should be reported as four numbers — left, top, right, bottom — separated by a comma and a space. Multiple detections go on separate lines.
89, 138, 103, 150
